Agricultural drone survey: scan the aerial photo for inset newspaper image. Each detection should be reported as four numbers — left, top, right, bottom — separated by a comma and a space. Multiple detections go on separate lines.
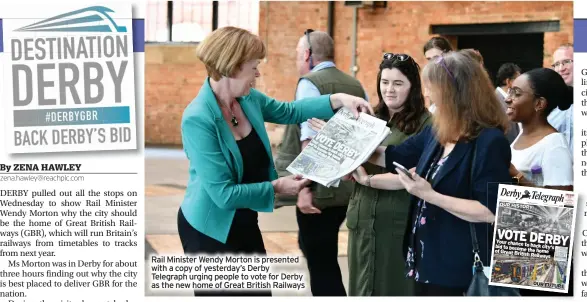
489, 184, 577, 293
289, 153, 340, 180
286, 108, 390, 187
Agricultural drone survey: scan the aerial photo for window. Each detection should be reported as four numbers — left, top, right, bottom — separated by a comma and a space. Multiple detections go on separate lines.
172, 1, 213, 42
146, 0, 260, 43
146, 1, 169, 42
217, 1, 259, 35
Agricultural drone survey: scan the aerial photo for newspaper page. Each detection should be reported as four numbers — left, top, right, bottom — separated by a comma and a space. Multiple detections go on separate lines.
0, 2, 144, 301
286, 108, 390, 187
489, 184, 577, 293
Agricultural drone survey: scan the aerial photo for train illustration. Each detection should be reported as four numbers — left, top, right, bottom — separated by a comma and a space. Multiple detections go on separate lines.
492, 261, 549, 283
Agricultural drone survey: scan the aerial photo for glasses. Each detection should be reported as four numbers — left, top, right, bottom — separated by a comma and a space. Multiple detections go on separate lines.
506, 88, 540, 99
435, 56, 456, 85
304, 29, 314, 68
383, 52, 411, 62
551, 59, 573, 70
383, 52, 420, 72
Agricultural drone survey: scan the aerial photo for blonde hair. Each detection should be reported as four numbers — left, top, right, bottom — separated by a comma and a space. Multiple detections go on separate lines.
422, 51, 508, 144
196, 26, 266, 81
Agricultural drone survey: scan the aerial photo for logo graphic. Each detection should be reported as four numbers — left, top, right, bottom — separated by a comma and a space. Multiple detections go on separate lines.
15, 6, 127, 33
3, 3, 136, 154
518, 190, 531, 200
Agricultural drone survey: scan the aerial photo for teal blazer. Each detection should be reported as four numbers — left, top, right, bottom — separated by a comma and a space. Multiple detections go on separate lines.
180, 78, 335, 243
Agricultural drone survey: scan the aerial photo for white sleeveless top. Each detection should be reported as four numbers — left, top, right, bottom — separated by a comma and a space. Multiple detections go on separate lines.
510, 132, 572, 187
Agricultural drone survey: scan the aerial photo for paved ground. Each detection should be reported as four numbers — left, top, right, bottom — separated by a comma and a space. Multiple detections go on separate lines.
144, 147, 349, 296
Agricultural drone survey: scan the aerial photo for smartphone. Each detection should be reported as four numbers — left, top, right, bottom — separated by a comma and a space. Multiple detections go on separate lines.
393, 161, 414, 180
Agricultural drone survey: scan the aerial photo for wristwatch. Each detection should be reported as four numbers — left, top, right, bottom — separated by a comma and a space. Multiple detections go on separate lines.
512, 172, 524, 185
366, 175, 374, 187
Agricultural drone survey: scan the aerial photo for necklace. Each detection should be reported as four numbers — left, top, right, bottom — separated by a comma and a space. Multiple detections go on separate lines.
230, 113, 239, 127
220, 101, 239, 127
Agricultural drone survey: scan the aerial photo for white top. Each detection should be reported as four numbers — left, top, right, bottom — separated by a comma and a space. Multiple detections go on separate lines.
547, 104, 573, 156
510, 132, 573, 187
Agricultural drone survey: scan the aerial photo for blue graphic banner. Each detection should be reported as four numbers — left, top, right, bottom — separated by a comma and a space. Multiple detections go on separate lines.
13, 107, 131, 127
575, 19, 587, 52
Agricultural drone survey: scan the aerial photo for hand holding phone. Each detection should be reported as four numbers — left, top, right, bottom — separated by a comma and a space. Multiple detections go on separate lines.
393, 161, 414, 180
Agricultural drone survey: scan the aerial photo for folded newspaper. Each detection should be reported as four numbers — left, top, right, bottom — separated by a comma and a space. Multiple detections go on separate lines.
286, 108, 390, 187
489, 184, 577, 293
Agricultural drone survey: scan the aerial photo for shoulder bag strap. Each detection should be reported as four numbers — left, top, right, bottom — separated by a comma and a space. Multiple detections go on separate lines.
468, 141, 483, 269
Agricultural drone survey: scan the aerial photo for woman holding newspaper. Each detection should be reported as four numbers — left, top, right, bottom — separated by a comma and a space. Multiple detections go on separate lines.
177, 26, 372, 296
345, 53, 432, 296
312, 50, 511, 295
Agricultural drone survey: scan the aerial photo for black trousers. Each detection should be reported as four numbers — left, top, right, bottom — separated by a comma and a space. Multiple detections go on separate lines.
414, 282, 467, 296
296, 205, 347, 296
177, 208, 272, 296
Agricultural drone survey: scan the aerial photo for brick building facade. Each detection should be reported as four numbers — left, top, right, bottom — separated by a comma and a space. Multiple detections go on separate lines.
145, 1, 573, 147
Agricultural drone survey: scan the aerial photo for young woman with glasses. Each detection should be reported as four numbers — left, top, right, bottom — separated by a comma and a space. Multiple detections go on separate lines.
345, 52, 432, 296
506, 68, 573, 190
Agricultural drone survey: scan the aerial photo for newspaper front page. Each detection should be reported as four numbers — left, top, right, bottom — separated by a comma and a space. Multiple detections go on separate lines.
286, 108, 390, 187
489, 184, 577, 293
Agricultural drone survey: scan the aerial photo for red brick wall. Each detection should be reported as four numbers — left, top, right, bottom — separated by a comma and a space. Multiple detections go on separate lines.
145, 1, 573, 146
145, 45, 207, 146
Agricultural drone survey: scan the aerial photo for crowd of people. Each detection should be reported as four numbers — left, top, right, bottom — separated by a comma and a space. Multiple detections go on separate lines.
178, 26, 574, 297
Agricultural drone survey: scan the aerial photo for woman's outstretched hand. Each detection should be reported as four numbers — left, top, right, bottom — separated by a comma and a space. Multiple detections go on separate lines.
330, 93, 374, 118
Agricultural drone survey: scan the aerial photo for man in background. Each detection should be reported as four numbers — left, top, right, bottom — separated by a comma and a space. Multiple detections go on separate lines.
549, 43, 573, 154
276, 29, 367, 296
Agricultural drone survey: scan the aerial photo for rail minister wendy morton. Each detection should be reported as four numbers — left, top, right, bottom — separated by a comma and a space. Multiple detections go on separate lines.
152, 255, 300, 265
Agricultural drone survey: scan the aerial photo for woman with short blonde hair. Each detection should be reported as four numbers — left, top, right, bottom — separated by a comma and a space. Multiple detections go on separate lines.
178, 26, 372, 296
196, 26, 266, 81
